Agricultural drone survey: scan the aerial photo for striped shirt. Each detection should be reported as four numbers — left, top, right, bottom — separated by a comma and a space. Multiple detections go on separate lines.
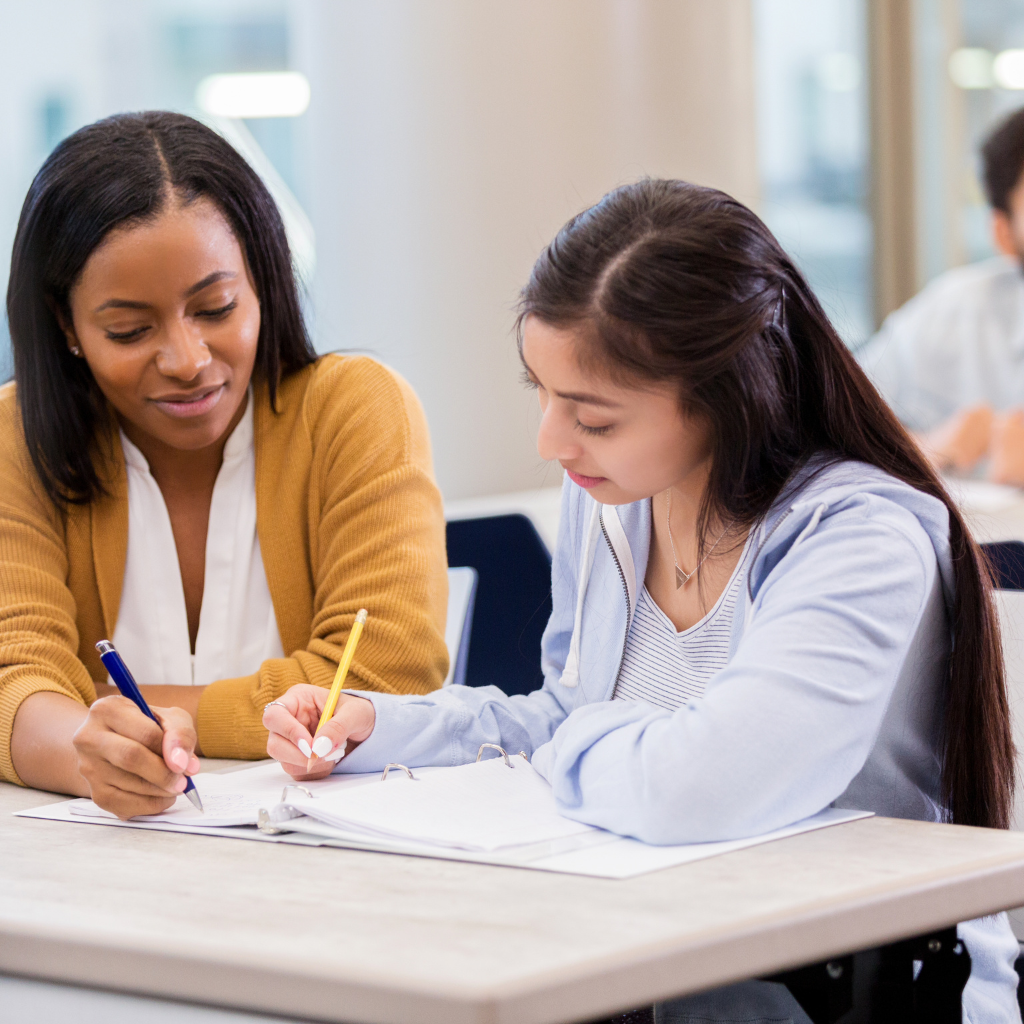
612, 541, 750, 711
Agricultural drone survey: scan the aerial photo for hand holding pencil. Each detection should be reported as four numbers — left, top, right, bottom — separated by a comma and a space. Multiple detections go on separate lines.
262, 610, 377, 781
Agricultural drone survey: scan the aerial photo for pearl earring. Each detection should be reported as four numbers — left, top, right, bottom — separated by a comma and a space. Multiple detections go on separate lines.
70, 347, 81, 356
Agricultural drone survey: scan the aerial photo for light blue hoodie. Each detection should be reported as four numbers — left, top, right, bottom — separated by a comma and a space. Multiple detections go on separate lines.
339, 459, 1020, 1021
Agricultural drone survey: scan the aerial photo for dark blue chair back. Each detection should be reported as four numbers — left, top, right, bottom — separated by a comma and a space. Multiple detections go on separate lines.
446, 514, 553, 696
980, 541, 1024, 591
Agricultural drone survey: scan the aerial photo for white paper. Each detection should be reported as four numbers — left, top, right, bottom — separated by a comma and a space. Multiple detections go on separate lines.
15, 760, 873, 879
59, 762, 380, 827
283, 756, 595, 851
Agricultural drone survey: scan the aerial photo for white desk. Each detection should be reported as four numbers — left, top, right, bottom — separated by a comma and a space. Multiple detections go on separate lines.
4, 767, 1024, 1024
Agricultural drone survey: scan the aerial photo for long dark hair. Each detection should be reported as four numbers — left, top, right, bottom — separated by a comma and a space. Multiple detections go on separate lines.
518, 179, 1014, 830
6, 110, 317, 506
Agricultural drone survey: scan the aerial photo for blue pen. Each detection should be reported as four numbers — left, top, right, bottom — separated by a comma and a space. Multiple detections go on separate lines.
95, 640, 204, 812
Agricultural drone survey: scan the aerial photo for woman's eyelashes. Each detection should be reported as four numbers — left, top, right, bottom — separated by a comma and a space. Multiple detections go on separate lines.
520, 369, 540, 391
194, 300, 237, 320
105, 324, 149, 341
102, 301, 237, 341
575, 420, 613, 437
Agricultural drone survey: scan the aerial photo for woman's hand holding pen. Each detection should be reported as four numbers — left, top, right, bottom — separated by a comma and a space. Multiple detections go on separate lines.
71, 697, 200, 820
264, 685, 375, 781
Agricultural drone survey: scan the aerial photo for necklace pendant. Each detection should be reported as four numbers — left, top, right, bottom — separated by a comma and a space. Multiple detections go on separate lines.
675, 565, 691, 589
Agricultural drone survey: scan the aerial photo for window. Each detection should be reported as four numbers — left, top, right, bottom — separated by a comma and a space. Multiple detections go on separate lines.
753, 0, 872, 348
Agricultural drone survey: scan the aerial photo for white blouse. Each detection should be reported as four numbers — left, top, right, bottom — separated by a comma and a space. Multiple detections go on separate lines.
111, 395, 285, 687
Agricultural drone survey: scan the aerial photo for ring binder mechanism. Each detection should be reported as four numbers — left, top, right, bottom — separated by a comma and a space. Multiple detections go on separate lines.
477, 744, 511, 766
257, 784, 315, 834
253, 744, 595, 852
476, 744, 530, 766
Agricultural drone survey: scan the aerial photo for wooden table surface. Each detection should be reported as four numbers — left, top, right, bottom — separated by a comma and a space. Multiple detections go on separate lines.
4, 765, 1024, 1024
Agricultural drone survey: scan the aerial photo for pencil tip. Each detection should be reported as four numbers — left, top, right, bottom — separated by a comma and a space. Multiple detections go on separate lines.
306, 755, 318, 773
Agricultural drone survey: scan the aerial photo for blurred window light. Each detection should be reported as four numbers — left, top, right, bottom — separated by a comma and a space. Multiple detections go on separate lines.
994, 49, 1024, 90
196, 72, 310, 118
949, 48, 995, 89
816, 52, 861, 92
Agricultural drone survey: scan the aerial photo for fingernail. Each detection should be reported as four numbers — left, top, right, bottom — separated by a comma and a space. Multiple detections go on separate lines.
297, 738, 312, 757
168, 748, 188, 771
326, 742, 347, 763
187, 756, 201, 774
173, 776, 187, 793
312, 735, 332, 757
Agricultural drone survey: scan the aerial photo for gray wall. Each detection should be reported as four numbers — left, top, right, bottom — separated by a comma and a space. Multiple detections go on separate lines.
295, 0, 759, 500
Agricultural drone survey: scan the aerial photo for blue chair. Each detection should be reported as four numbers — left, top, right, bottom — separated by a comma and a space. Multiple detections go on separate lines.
980, 541, 1024, 591
445, 514, 553, 696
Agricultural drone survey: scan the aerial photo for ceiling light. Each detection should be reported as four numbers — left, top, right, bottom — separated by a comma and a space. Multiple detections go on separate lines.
994, 50, 1024, 90
949, 48, 994, 89
196, 72, 311, 119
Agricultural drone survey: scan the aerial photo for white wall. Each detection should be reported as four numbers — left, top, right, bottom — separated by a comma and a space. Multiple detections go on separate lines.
295, 0, 758, 500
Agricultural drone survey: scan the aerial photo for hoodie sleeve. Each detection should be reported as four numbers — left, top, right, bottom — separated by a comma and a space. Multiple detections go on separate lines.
529, 493, 940, 844
336, 478, 584, 773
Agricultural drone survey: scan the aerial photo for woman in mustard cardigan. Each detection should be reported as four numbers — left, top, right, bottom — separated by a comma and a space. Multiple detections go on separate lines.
1, 111, 448, 818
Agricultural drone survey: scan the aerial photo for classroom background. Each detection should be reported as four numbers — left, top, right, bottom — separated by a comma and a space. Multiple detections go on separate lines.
1, 0, 1013, 505
10, 3, 1024, 1022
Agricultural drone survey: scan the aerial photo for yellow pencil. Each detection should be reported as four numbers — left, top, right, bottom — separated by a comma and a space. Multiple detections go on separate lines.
307, 608, 368, 771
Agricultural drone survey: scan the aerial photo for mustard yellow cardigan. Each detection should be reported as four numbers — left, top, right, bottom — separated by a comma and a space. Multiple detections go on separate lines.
0, 355, 449, 784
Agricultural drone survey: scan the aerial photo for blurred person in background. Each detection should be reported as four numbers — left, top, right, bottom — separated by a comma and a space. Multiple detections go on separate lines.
859, 106, 1024, 485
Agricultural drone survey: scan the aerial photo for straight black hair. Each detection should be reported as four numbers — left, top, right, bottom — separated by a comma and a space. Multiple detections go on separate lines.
6, 110, 317, 505
517, 179, 1014, 831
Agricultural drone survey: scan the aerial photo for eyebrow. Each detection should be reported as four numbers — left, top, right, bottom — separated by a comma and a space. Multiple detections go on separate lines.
552, 389, 623, 408
522, 360, 623, 408
92, 270, 238, 313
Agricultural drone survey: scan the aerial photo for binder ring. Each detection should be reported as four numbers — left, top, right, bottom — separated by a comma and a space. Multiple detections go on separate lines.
381, 763, 417, 782
282, 784, 314, 802
476, 743, 512, 767
257, 808, 289, 834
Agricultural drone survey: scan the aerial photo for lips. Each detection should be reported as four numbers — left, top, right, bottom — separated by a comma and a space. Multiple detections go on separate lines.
565, 469, 607, 489
151, 384, 226, 419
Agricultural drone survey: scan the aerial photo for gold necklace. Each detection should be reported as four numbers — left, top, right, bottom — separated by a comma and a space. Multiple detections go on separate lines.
666, 490, 729, 589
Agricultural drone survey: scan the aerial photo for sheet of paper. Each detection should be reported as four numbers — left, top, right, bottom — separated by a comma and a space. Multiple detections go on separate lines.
276, 806, 873, 878
50, 762, 383, 828
284, 756, 598, 851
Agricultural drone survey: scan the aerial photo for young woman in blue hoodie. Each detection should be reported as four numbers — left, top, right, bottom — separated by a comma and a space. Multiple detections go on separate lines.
265, 180, 1019, 1021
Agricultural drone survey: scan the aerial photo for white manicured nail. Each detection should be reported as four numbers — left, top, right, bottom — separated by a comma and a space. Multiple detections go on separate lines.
297, 738, 312, 757
326, 743, 347, 762
312, 735, 332, 757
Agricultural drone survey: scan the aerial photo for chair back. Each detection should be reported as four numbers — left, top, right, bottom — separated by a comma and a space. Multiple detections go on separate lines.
980, 540, 1024, 591
446, 514, 552, 696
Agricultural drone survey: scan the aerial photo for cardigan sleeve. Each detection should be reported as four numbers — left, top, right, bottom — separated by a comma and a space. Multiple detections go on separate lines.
0, 390, 95, 785
196, 358, 449, 758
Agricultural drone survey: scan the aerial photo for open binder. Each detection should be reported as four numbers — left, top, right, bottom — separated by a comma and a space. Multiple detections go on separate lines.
16, 746, 872, 879
246, 745, 872, 877
256, 744, 602, 856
